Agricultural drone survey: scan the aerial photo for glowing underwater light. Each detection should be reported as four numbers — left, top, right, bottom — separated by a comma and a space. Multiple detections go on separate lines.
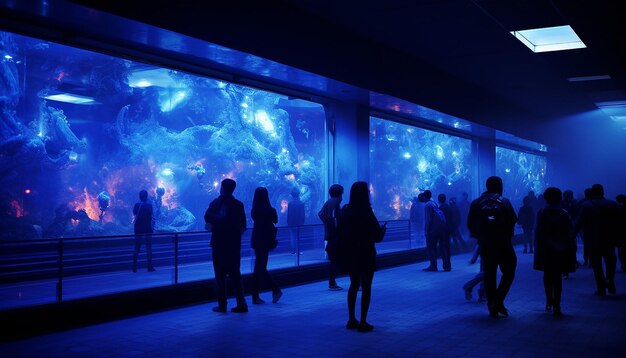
255, 110, 275, 133
417, 160, 428, 173
161, 168, 174, 177
135, 80, 152, 88
4, 54, 12, 59
403, 152, 411, 159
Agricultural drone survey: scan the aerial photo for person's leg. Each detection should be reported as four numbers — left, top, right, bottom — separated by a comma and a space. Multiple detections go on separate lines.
347, 272, 360, 327
481, 251, 498, 315
591, 249, 607, 295
496, 248, 517, 309
146, 234, 154, 271
132, 236, 141, 272
605, 246, 617, 294
543, 271, 553, 311
212, 252, 227, 311
358, 271, 375, 332
527, 230, 534, 253
583, 234, 591, 266
329, 261, 339, 288
424, 235, 438, 269
552, 270, 563, 314
440, 234, 451, 271
252, 249, 263, 301
228, 256, 248, 311
258, 249, 280, 295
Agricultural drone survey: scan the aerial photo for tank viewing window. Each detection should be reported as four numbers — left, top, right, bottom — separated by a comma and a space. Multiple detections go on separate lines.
495, 146, 547, 211
369, 117, 473, 221
0, 31, 328, 240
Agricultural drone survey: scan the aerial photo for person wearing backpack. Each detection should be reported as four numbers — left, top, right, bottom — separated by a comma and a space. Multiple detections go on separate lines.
420, 190, 449, 272
467, 176, 518, 318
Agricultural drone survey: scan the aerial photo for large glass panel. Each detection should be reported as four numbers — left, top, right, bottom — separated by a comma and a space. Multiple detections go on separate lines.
495, 146, 548, 212
369, 116, 473, 226
0, 30, 328, 243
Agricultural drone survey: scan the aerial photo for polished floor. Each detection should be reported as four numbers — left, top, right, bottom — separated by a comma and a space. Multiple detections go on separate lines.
2, 246, 626, 357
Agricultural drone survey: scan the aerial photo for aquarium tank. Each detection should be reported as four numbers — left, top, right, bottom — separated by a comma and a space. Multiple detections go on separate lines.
369, 116, 473, 220
0, 31, 328, 240
495, 146, 547, 211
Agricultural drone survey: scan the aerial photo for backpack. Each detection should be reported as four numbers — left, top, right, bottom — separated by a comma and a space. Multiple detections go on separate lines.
477, 194, 508, 238
426, 201, 447, 235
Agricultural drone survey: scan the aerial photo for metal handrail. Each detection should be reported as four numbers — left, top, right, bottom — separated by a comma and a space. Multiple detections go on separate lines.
0, 220, 410, 245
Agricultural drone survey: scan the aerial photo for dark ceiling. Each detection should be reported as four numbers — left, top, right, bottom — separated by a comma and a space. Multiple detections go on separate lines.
6, 0, 626, 145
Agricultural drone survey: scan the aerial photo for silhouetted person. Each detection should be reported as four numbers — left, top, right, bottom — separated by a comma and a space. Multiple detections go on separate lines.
250, 187, 282, 304
458, 192, 471, 239
573, 184, 620, 296
448, 196, 467, 250
527, 190, 540, 225
577, 188, 593, 266
132, 189, 155, 272
517, 196, 535, 254
318, 184, 344, 290
616, 194, 626, 272
467, 176, 518, 318
205, 178, 248, 313
287, 188, 305, 255
420, 190, 449, 271
462, 242, 485, 302
562, 190, 578, 217
337, 181, 386, 332
437, 193, 452, 267
533, 187, 576, 317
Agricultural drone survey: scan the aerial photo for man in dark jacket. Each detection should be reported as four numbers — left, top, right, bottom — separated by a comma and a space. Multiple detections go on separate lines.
573, 184, 620, 296
467, 176, 518, 318
205, 178, 248, 313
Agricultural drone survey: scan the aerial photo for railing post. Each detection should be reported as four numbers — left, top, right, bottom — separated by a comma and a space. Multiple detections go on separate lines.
174, 233, 179, 284
56, 239, 63, 303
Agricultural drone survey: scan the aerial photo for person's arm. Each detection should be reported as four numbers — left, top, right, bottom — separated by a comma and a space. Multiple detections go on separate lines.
271, 208, 278, 225
424, 204, 432, 235
239, 202, 247, 233
469, 244, 480, 264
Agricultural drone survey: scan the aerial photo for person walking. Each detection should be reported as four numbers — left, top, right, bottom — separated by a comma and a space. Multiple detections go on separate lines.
337, 181, 386, 332
573, 184, 620, 296
467, 176, 518, 318
250, 187, 283, 304
533, 187, 576, 316
205, 178, 249, 313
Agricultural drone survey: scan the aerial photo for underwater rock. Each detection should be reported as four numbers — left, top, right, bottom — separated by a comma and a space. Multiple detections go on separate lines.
156, 206, 196, 232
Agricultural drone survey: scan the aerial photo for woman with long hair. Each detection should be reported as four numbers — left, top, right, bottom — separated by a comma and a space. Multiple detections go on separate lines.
250, 187, 282, 304
337, 181, 386, 332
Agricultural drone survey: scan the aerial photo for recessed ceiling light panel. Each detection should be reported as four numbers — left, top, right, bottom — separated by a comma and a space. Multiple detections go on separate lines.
511, 25, 586, 53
